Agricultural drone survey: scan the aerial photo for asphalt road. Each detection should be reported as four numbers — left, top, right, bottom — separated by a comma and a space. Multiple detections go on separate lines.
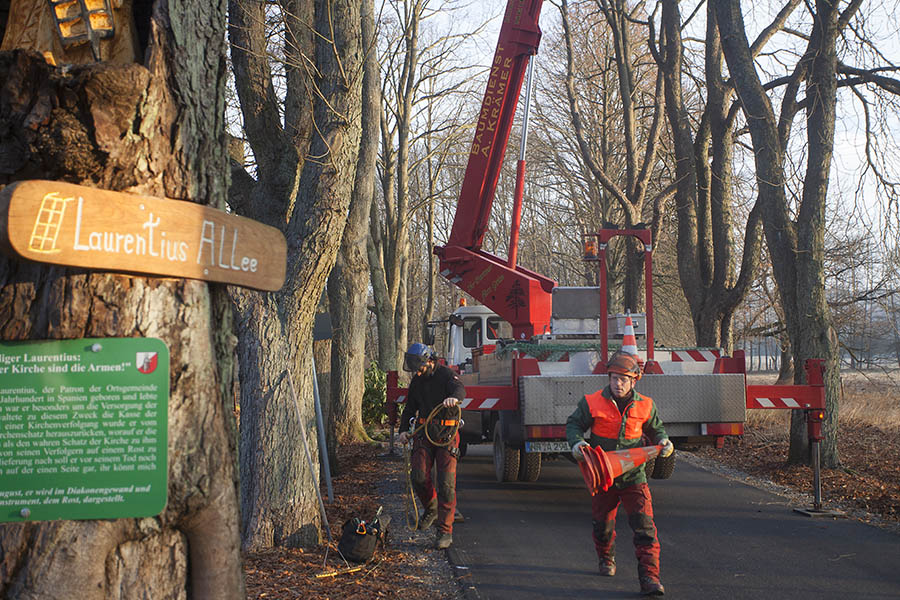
447, 445, 900, 600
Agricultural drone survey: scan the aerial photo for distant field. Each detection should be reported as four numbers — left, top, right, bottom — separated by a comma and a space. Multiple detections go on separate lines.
746, 369, 900, 432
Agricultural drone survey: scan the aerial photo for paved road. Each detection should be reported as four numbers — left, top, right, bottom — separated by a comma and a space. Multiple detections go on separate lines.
447, 446, 900, 600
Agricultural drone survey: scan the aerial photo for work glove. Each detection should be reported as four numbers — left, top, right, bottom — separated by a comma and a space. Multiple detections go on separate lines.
659, 438, 674, 458
397, 431, 410, 445
572, 440, 590, 462
443, 397, 460, 408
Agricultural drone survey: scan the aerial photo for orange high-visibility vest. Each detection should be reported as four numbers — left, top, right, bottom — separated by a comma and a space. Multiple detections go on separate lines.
585, 389, 654, 441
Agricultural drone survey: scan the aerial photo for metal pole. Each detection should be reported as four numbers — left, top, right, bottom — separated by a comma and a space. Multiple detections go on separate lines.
287, 369, 333, 543
311, 354, 334, 503
507, 56, 536, 270
811, 438, 822, 511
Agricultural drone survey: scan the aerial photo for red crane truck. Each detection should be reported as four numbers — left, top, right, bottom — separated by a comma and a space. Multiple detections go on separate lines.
387, 0, 826, 484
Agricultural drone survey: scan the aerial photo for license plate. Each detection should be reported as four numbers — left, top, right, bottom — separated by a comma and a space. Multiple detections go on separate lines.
525, 441, 570, 453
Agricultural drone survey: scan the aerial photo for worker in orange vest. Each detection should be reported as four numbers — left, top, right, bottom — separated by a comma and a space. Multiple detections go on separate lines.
567, 351, 674, 596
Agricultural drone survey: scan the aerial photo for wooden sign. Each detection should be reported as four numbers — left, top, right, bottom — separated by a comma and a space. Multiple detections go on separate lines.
0, 180, 286, 291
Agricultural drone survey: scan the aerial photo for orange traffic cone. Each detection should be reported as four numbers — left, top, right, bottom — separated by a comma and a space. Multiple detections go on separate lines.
620, 312, 639, 357
578, 444, 662, 495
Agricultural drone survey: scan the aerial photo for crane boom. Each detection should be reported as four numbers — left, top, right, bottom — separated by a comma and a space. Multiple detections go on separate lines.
447, 0, 544, 250
436, 0, 552, 340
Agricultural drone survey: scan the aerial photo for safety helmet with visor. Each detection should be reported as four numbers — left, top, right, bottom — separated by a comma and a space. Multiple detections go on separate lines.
403, 342, 433, 372
606, 351, 642, 381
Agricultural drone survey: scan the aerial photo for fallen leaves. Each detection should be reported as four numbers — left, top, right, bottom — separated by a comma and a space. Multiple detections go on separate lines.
243, 443, 458, 600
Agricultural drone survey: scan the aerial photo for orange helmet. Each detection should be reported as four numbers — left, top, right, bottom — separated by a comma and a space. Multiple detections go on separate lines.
606, 351, 642, 381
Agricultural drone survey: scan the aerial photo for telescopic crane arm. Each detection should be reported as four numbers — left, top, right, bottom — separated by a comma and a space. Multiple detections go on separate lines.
435, 0, 554, 340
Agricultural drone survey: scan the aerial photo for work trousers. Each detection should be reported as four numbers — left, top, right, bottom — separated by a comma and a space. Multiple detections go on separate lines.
410, 433, 459, 533
591, 482, 660, 579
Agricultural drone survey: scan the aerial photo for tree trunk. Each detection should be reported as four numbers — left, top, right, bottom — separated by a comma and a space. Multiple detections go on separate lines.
0, 0, 243, 595
714, 0, 845, 467
326, 0, 379, 448
368, 209, 398, 371
787, 0, 841, 466
656, 0, 763, 353
228, 0, 364, 549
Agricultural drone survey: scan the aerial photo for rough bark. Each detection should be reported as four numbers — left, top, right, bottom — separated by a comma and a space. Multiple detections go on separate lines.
326, 0, 379, 448
654, 0, 764, 352
714, 0, 848, 467
0, 0, 243, 596
228, 0, 363, 549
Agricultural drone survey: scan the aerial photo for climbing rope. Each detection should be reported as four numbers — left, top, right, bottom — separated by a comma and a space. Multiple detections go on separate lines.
402, 402, 462, 530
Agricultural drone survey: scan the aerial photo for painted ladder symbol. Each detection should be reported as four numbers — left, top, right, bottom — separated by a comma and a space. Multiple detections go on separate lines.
28, 192, 73, 254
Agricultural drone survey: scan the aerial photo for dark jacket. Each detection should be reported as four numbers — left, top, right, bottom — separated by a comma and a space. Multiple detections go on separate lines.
566, 386, 667, 488
399, 364, 465, 435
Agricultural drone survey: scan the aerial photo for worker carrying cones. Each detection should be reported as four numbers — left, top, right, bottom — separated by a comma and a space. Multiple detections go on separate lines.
567, 350, 674, 596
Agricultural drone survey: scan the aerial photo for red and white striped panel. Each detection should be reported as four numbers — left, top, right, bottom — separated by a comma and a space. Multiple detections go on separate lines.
745, 384, 825, 410
670, 349, 721, 362
460, 397, 502, 410
457, 385, 518, 411
747, 396, 803, 410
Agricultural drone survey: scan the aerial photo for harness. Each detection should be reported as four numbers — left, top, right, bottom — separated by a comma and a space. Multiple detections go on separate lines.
411, 403, 462, 446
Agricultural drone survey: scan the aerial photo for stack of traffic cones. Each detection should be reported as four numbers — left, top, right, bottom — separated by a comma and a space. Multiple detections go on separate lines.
578, 444, 663, 495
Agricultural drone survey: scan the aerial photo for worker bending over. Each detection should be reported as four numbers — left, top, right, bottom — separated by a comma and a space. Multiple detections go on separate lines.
397, 343, 465, 549
567, 351, 674, 596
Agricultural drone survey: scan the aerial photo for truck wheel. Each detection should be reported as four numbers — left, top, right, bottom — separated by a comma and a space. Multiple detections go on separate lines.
518, 450, 541, 482
650, 452, 676, 479
493, 427, 519, 482
458, 442, 468, 458
644, 457, 656, 478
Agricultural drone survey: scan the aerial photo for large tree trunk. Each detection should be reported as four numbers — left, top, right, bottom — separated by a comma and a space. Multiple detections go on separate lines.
656, 0, 764, 353
369, 105, 398, 371
326, 0, 379, 450
228, 0, 363, 549
715, 0, 846, 467
787, 0, 842, 466
0, 0, 243, 596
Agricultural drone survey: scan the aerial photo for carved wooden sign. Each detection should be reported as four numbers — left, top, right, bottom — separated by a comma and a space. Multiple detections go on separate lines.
0, 180, 286, 291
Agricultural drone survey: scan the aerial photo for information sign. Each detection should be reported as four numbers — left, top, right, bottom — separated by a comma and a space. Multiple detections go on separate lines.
0, 338, 169, 522
0, 180, 287, 291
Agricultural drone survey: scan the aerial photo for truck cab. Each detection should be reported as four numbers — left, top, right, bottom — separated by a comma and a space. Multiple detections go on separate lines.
445, 303, 513, 370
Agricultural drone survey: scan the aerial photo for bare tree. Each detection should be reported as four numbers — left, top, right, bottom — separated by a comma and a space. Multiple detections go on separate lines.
325, 0, 380, 451
228, 0, 364, 548
558, 0, 673, 311
0, 2, 242, 597
711, 0, 899, 466
648, 1, 802, 351
369, 0, 484, 369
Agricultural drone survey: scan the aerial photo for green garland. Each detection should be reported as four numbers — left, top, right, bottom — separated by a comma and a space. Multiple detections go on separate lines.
492, 341, 607, 361
492, 341, 723, 361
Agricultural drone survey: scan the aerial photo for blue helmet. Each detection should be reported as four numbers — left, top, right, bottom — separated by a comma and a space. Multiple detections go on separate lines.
404, 342, 432, 372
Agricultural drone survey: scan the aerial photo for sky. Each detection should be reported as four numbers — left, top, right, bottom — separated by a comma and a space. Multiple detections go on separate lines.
456, 0, 900, 238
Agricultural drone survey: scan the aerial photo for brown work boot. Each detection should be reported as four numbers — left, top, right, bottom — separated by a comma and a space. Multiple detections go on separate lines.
418, 499, 438, 530
598, 558, 616, 576
435, 532, 453, 549
639, 576, 665, 596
